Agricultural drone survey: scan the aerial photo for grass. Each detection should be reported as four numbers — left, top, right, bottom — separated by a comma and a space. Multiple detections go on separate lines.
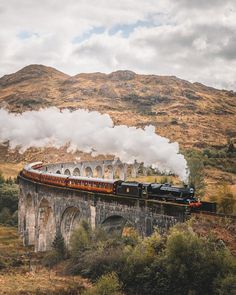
0, 162, 24, 179
0, 226, 25, 257
0, 269, 86, 295
0, 226, 88, 294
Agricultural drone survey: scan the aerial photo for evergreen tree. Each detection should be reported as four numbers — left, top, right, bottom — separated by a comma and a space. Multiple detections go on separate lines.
0, 171, 4, 185
227, 139, 235, 154
52, 231, 66, 258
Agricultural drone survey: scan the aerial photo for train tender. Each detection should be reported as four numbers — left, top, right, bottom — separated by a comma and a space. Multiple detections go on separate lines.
21, 162, 201, 208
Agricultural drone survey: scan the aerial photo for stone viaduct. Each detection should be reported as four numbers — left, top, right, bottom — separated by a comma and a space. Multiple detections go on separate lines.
18, 160, 188, 252
42, 159, 142, 180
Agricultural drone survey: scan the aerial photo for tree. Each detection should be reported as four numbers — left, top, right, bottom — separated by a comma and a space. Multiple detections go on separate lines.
187, 155, 206, 197
0, 207, 12, 224
0, 183, 19, 213
0, 170, 4, 185
215, 184, 236, 214
52, 231, 66, 258
5, 177, 14, 185
137, 225, 236, 295
227, 139, 235, 154
42, 232, 66, 268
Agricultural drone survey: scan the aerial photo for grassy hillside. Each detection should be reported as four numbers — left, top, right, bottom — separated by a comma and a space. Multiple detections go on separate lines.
0, 226, 88, 294
0, 65, 235, 148
0, 65, 235, 196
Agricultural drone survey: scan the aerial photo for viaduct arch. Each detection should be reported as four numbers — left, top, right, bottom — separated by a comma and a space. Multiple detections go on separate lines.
42, 159, 141, 180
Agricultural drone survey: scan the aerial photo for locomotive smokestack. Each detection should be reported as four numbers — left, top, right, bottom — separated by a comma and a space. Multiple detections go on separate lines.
0, 107, 189, 182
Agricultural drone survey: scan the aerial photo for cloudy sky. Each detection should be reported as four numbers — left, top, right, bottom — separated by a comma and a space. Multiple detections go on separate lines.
0, 0, 236, 89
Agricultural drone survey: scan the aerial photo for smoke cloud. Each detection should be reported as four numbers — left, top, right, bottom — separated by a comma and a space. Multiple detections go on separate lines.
0, 107, 189, 181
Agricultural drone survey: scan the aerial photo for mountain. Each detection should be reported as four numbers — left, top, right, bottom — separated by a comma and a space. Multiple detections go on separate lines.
0, 65, 235, 189
0, 65, 235, 149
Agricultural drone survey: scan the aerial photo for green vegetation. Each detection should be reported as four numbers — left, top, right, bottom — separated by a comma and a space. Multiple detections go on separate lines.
210, 184, 236, 215
52, 231, 66, 258
55, 221, 236, 295
42, 231, 66, 267
202, 140, 236, 174
185, 149, 206, 197
82, 272, 123, 295
0, 171, 19, 226
185, 140, 236, 175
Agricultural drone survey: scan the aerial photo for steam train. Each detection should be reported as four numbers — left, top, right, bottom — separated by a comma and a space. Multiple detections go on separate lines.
21, 162, 202, 209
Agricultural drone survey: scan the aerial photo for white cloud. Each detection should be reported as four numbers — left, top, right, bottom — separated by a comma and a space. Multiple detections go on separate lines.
0, 0, 236, 89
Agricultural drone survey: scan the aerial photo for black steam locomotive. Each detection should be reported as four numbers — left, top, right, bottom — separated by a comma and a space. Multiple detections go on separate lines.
116, 181, 201, 208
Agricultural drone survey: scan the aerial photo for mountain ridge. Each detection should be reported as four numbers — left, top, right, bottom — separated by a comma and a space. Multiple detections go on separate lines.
0, 64, 235, 150
0, 64, 228, 91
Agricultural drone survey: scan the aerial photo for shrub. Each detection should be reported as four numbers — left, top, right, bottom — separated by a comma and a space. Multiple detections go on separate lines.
42, 250, 62, 268
66, 222, 236, 295
0, 183, 19, 213
134, 225, 236, 295
11, 210, 18, 226
214, 184, 236, 215
67, 235, 127, 279
82, 272, 123, 295
216, 274, 236, 295
134, 256, 171, 295
0, 178, 19, 226
70, 220, 92, 257
0, 207, 12, 225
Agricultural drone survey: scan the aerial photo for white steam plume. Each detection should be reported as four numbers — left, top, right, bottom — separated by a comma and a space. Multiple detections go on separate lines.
0, 107, 189, 181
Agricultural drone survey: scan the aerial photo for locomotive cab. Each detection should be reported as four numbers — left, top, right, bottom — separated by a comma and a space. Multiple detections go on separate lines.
116, 181, 143, 198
